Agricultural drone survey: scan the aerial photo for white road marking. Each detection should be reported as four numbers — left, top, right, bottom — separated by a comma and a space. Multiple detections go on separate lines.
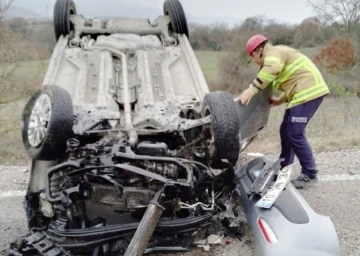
0, 190, 26, 198
0, 165, 28, 172
318, 174, 360, 182
247, 153, 265, 157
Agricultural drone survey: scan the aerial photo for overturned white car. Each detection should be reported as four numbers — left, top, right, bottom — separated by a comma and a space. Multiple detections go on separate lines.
7, 0, 340, 256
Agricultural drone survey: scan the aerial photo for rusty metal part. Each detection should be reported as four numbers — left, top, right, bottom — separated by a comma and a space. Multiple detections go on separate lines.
124, 190, 164, 256
89, 184, 123, 206
45, 161, 80, 203
115, 148, 192, 185
144, 162, 178, 179
69, 15, 176, 46
123, 187, 156, 208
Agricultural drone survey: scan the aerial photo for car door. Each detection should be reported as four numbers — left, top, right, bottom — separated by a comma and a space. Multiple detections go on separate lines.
236, 85, 272, 151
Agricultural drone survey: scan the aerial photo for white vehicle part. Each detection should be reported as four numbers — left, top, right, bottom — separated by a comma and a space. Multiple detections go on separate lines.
84, 38, 138, 145
179, 183, 215, 211
42, 36, 121, 131
42, 25, 210, 135
40, 193, 54, 218
258, 217, 279, 244
27, 94, 52, 147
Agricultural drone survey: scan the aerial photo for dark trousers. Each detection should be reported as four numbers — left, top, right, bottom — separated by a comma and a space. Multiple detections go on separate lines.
279, 96, 324, 178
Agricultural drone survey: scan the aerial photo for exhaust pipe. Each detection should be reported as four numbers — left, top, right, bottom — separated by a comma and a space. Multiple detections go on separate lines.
83, 38, 138, 146
124, 190, 164, 256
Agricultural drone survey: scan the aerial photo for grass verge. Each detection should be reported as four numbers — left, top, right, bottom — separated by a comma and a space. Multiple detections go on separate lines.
244, 97, 360, 154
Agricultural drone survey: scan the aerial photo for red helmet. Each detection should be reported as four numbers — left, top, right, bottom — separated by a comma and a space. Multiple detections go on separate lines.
246, 34, 268, 56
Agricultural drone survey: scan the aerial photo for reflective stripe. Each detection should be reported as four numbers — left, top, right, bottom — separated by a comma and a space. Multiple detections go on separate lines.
258, 70, 275, 83
273, 81, 280, 90
307, 61, 324, 84
288, 83, 329, 107
273, 56, 308, 89
264, 57, 284, 68
304, 65, 320, 84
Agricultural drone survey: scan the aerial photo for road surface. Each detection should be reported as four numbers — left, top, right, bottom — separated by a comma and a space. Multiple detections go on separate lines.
1, 150, 360, 256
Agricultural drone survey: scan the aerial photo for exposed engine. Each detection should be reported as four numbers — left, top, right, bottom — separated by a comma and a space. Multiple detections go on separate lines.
17, 135, 240, 255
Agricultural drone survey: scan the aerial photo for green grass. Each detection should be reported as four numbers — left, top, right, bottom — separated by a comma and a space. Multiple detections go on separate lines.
245, 96, 360, 154
14, 60, 49, 77
194, 51, 226, 82
299, 46, 321, 59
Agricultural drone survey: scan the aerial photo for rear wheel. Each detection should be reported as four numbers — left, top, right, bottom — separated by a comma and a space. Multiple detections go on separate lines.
53, 0, 77, 41
202, 91, 240, 168
163, 0, 189, 39
21, 85, 73, 160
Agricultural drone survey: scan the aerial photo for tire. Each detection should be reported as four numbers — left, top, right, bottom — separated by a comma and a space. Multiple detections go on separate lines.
21, 85, 73, 161
163, 0, 189, 39
203, 91, 240, 167
53, 0, 77, 41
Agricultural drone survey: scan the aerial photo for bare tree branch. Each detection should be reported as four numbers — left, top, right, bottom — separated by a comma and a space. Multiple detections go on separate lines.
0, 0, 14, 21
309, 0, 360, 35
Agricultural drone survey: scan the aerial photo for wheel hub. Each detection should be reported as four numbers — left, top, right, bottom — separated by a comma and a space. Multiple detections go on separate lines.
28, 94, 52, 147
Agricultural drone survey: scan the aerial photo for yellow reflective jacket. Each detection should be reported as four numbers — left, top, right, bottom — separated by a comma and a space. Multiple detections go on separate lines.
246, 43, 330, 109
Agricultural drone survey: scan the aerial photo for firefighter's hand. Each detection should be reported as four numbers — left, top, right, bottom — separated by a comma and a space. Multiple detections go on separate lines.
270, 97, 282, 107
238, 90, 254, 105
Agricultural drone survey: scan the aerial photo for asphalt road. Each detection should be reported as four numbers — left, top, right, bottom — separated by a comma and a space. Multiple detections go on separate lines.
1, 150, 360, 256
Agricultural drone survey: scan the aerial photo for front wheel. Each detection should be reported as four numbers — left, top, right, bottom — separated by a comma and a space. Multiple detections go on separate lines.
21, 85, 73, 160
202, 91, 240, 168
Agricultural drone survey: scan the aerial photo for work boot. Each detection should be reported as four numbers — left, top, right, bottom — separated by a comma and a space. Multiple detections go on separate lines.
291, 173, 318, 189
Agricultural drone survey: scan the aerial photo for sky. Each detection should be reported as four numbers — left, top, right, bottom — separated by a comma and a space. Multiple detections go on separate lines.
10, 0, 317, 26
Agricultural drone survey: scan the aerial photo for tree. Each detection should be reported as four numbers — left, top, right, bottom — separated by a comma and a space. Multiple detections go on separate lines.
189, 23, 230, 51
0, 24, 38, 105
293, 17, 324, 47
314, 36, 355, 73
263, 21, 295, 46
0, 0, 47, 134
0, 0, 14, 21
309, 0, 360, 36
29, 22, 57, 55
8, 17, 29, 38
209, 23, 229, 51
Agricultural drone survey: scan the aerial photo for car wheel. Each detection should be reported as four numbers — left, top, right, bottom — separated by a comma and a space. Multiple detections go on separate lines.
21, 85, 73, 161
163, 0, 189, 39
202, 91, 240, 168
53, 0, 77, 41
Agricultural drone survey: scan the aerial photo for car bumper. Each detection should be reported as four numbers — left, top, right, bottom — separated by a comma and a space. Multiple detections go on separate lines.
235, 157, 341, 256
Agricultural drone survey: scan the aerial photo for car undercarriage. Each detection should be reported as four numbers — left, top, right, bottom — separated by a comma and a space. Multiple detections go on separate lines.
16, 138, 243, 256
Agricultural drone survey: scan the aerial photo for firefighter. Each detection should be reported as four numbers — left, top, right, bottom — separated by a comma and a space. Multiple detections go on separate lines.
238, 34, 330, 189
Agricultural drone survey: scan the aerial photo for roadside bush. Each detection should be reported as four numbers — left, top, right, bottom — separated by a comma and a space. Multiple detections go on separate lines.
293, 17, 324, 48
322, 65, 360, 98
314, 36, 356, 74
216, 35, 258, 94
0, 21, 48, 137
0, 22, 46, 102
